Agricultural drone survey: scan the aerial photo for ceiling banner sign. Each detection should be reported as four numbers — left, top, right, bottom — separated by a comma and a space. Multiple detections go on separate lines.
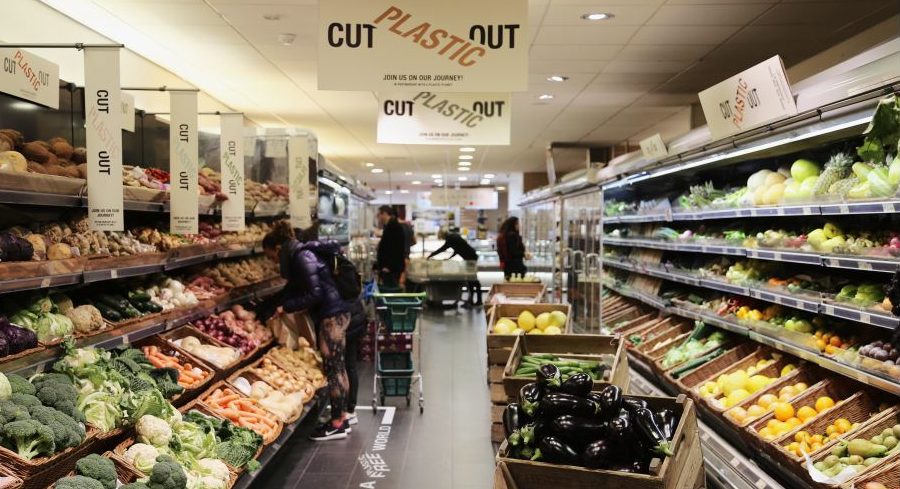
288, 135, 313, 229
429, 188, 498, 209
698, 55, 797, 141
121, 92, 135, 132
84, 47, 123, 231
220, 114, 245, 232
640, 133, 668, 160
169, 91, 199, 235
377, 91, 511, 145
318, 0, 528, 92
0, 48, 59, 109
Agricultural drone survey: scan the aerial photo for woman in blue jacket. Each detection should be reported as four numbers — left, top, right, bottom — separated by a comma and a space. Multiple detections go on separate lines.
263, 221, 352, 441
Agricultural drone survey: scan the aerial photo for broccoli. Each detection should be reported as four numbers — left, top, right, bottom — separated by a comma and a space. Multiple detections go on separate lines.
31, 372, 74, 389
1, 419, 55, 460
33, 374, 84, 422
28, 405, 85, 449
147, 454, 187, 489
0, 399, 30, 425
6, 374, 34, 396
9, 393, 42, 409
75, 454, 117, 489
120, 484, 150, 489
55, 476, 105, 489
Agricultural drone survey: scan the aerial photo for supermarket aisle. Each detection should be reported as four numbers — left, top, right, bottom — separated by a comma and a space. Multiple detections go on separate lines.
250, 307, 495, 489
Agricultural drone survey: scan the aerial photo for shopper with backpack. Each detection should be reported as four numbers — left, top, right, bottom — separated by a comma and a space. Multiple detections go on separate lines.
262, 221, 356, 441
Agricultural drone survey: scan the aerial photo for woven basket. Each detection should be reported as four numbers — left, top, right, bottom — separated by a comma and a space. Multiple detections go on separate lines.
0, 345, 45, 367
631, 322, 692, 363
691, 349, 795, 413
180, 402, 264, 475
189, 316, 267, 368
722, 367, 822, 429
161, 325, 241, 375
48, 452, 143, 488
611, 312, 659, 336
0, 472, 22, 489
674, 343, 761, 396
654, 337, 736, 377
620, 316, 676, 346
199, 381, 284, 445
810, 409, 900, 488
132, 334, 216, 403
113, 435, 240, 488
226, 362, 309, 424
848, 456, 900, 489
263, 350, 327, 391
0, 426, 98, 479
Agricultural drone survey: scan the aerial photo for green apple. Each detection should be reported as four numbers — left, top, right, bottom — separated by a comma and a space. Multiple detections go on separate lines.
791, 159, 821, 182
807, 229, 827, 249
820, 236, 846, 254
823, 222, 843, 239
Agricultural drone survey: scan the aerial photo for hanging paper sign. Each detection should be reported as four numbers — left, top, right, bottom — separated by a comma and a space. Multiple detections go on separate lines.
0, 48, 59, 109
169, 91, 199, 235
84, 47, 123, 231
377, 92, 510, 145
220, 113, 245, 232
429, 188, 498, 209
639, 133, 668, 160
698, 55, 797, 141
288, 135, 313, 229
121, 92, 135, 132
318, 0, 528, 92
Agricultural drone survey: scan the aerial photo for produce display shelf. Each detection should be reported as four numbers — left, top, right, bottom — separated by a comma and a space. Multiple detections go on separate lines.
0, 273, 82, 294
604, 282, 900, 397
603, 200, 900, 224
0, 189, 83, 207
749, 289, 820, 313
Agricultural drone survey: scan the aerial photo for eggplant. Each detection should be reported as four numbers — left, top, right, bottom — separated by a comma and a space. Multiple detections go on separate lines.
582, 439, 614, 469
622, 396, 649, 414
508, 424, 535, 447
539, 393, 600, 418
551, 415, 610, 448
503, 403, 527, 438
559, 372, 593, 398
537, 364, 562, 389
634, 407, 674, 456
520, 382, 543, 416
656, 409, 678, 440
609, 414, 635, 446
598, 385, 623, 416
537, 436, 580, 465
586, 391, 604, 406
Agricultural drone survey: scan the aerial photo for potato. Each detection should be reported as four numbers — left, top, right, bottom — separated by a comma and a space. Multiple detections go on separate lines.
48, 137, 74, 159
0, 151, 27, 172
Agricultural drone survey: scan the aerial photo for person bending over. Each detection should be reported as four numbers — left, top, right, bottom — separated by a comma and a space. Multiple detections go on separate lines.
428, 229, 482, 306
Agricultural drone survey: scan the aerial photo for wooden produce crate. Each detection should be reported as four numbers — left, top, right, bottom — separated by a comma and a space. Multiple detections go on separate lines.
674, 343, 761, 397
132, 335, 216, 406
846, 456, 899, 489
616, 314, 669, 341
631, 322, 692, 364
487, 303, 573, 350
497, 395, 704, 489
809, 409, 900, 488
161, 325, 241, 377
227, 363, 311, 423
745, 378, 860, 453
722, 367, 823, 429
488, 283, 546, 305
502, 334, 629, 398
689, 347, 795, 412
492, 421, 507, 444
494, 462, 519, 489
653, 336, 737, 379
200, 381, 284, 445
83, 251, 166, 271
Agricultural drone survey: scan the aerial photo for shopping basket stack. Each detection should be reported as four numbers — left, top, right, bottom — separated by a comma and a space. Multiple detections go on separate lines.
372, 292, 426, 412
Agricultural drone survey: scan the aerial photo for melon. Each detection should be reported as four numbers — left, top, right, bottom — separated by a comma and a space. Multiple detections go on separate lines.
518, 311, 536, 332
535, 312, 551, 331
549, 310, 568, 329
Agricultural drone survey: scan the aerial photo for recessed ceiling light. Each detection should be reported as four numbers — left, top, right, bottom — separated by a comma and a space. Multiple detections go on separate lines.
459, 147, 476, 152
458, 167, 470, 172
458, 176, 468, 181
431, 174, 442, 179
365, 162, 375, 167
581, 12, 613, 21
263, 13, 282, 21
384, 190, 393, 195
411, 180, 422, 185
400, 189, 409, 194
458, 161, 472, 167
484, 173, 495, 178
459, 155, 473, 160
278, 33, 296, 45
496, 186, 507, 191
480, 179, 490, 185
547, 75, 568, 82
538, 94, 554, 101
371, 168, 384, 174
404, 171, 413, 176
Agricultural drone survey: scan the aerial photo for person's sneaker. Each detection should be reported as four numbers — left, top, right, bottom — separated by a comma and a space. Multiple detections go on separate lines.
309, 422, 348, 441
346, 412, 359, 425
343, 419, 352, 433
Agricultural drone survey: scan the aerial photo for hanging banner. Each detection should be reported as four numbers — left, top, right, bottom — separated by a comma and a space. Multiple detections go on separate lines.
429, 188, 498, 209
169, 91, 199, 235
377, 91, 510, 145
318, 0, 528, 92
288, 135, 313, 229
639, 133, 668, 160
220, 114, 245, 232
698, 55, 797, 141
121, 92, 135, 132
0, 48, 59, 109
84, 47, 123, 231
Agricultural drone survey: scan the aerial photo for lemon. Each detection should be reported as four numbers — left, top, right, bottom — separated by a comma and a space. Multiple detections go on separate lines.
493, 322, 513, 334
535, 312, 552, 331
549, 310, 567, 328
511, 328, 524, 335
543, 326, 562, 335
527, 328, 543, 335
726, 389, 751, 407
747, 405, 767, 418
781, 364, 796, 376
747, 375, 772, 394
723, 370, 749, 396
518, 311, 537, 331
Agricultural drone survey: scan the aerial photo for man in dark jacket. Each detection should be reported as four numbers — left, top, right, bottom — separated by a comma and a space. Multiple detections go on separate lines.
428, 229, 482, 306
375, 205, 406, 288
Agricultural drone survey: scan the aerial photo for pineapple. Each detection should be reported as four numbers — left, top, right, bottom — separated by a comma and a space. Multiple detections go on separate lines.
828, 176, 860, 197
812, 152, 854, 196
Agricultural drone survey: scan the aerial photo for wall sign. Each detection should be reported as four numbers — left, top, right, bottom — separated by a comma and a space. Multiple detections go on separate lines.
169, 91, 199, 235
121, 92, 135, 132
0, 48, 59, 109
220, 114, 245, 232
429, 188, 498, 209
84, 47, 123, 231
639, 133, 668, 160
318, 0, 528, 92
698, 55, 797, 141
377, 91, 510, 145
288, 135, 313, 230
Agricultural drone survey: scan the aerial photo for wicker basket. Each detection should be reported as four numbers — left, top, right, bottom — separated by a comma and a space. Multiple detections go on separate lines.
226, 362, 310, 424
654, 337, 736, 377
161, 325, 241, 375
722, 367, 822, 429
262, 350, 327, 391
179, 402, 264, 475
689, 349, 794, 413
199, 381, 284, 445
674, 344, 762, 396
847, 456, 900, 489
113, 435, 240, 488
0, 345, 46, 368
48, 452, 143, 488
0, 472, 22, 489
0, 427, 98, 479
631, 323, 693, 363
612, 313, 660, 337
810, 409, 900, 488
131, 334, 216, 405
188, 316, 267, 368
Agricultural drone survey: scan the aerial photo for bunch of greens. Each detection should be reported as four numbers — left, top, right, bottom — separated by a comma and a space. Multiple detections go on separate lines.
182, 410, 263, 472
858, 94, 900, 165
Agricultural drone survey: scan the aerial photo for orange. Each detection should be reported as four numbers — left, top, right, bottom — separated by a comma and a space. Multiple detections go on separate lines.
810, 441, 823, 451
822, 333, 832, 344
826, 425, 838, 436
825, 345, 838, 355
795, 382, 809, 392
797, 406, 818, 422
810, 434, 825, 445
795, 431, 810, 443
815, 397, 835, 412
758, 394, 778, 409
834, 418, 852, 433
829, 336, 843, 347
774, 402, 795, 422
785, 417, 803, 430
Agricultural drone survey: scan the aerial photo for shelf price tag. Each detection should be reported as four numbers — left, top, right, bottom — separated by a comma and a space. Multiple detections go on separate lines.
220, 114, 245, 232
84, 47, 124, 232
169, 91, 199, 235
698, 55, 797, 141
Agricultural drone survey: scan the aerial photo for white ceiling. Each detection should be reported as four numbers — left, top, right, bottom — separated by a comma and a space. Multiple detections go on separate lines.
38, 0, 900, 190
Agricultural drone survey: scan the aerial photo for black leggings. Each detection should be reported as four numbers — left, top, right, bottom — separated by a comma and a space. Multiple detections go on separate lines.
345, 331, 362, 413
319, 313, 350, 421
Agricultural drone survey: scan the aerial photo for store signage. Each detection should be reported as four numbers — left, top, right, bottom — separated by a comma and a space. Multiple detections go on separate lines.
429, 188, 497, 209
288, 135, 313, 229
84, 47, 123, 231
318, 0, 528, 92
121, 92, 135, 132
640, 133, 668, 160
220, 114, 245, 232
698, 55, 797, 141
0, 48, 59, 109
169, 91, 199, 235
377, 91, 510, 145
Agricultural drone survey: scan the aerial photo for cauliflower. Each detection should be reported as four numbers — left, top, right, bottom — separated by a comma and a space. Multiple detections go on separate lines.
197, 458, 230, 483
135, 414, 172, 447
64, 305, 104, 333
124, 443, 160, 474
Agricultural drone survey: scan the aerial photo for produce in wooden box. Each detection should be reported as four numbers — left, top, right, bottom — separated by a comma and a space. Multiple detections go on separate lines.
203, 387, 280, 443
492, 309, 567, 335
185, 276, 227, 300
199, 257, 278, 288
142, 345, 210, 389
7, 295, 75, 343
192, 314, 259, 355
700, 358, 790, 409
726, 381, 810, 425
265, 344, 325, 388
171, 335, 240, 369
144, 277, 199, 311
230, 376, 305, 423
220, 305, 273, 345
0, 315, 39, 355
787, 418, 860, 457
757, 396, 837, 441
181, 410, 263, 471
250, 358, 317, 398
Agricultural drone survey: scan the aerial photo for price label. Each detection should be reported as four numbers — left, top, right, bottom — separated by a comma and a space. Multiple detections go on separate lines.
110, 269, 118, 279
698, 55, 797, 140
639, 133, 668, 160
839, 204, 850, 214
40, 277, 51, 288
860, 312, 872, 324
858, 261, 873, 271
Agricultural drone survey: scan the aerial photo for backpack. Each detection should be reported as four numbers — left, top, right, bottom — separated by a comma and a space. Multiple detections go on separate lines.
312, 249, 362, 300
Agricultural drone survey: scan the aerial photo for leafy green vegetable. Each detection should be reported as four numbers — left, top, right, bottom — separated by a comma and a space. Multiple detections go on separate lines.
858, 94, 900, 164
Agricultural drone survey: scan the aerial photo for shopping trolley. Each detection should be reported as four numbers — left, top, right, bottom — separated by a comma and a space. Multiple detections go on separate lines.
372, 290, 427, 413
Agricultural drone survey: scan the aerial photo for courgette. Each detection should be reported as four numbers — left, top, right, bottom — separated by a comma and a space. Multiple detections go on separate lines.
145, 301, 163, 313
128, 290, 152, 302
92, 302, 122, 322
122, 305, 142, 319
670, 347, 726, 379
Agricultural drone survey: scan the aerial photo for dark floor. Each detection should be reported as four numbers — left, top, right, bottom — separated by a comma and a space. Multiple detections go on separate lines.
250, 306, 495, 489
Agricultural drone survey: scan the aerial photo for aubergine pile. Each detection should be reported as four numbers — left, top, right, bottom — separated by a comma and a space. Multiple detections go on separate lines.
503, 363, 679, 474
